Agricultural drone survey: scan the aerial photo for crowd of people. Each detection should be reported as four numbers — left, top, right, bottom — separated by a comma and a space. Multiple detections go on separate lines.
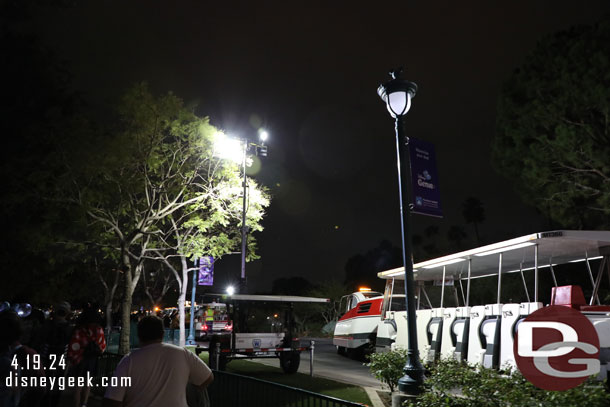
0, 302, 106, 407
0, 303, 213, 407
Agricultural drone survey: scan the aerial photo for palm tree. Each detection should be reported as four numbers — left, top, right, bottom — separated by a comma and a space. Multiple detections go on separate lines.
462, 197, 485, 245
447, 225, 467, 250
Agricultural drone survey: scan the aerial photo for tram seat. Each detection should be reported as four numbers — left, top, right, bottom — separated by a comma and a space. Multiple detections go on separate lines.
480, 304, 502, 369
426, 309, 443, 363
466, 305, 486, 366
591, 318, 610, 381
512, 302, 543, 339
440, 308, 457, 359
499, 303, 521, 370
592, 319, 610, 348
451, 307, 470, 362
580, 305, 610, 311
415, 309, 434, 357
519, 302, 542, 315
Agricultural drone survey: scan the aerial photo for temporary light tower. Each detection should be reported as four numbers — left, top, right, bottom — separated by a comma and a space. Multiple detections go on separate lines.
213, 129, 269, 293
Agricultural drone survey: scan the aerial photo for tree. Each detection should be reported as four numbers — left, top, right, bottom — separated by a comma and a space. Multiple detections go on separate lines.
66, 83, 269, 353
139, 263, 174, 309
493, 18, 610, 229
0, 0, 86, 303
307, 280, 348, 326
344, 240, 401, 292
461, 197, 485, 244
271, 277, 314, 296
148, 152, 269, 347
94, 256, 121, 332
447, 225, 468, 250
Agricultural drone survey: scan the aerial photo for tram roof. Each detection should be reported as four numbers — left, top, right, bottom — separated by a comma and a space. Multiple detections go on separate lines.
378, 230, 610, 281
218, 294, 330, 303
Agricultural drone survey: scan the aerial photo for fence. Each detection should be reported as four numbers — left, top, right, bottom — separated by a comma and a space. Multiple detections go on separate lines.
92, 352, 123, 396
93, 353, 366, 407
208, 370, 366, 407
105, 328, 192, 353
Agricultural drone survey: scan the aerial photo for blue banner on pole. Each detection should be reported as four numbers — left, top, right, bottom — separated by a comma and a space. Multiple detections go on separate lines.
409, 138, 443, 218
198, 256, 214, 286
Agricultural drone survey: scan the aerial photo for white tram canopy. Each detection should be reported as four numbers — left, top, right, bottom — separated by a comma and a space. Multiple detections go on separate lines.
378, 230, 610, 281
219, 294, 330, 303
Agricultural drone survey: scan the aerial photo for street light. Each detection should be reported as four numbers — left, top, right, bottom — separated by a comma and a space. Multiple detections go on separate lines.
213, 129, 269, 293
377, 68, 425, 394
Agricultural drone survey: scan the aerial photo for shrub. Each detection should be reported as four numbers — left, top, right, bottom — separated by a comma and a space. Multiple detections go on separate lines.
366, 347, 408, 392
410, 359, 610, 407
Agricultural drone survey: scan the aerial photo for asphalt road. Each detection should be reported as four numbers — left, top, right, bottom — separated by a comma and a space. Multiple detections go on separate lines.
248, 337, 384, 390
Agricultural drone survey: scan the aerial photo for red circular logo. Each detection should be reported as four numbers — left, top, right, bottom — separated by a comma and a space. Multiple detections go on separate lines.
514, 305, 600, 390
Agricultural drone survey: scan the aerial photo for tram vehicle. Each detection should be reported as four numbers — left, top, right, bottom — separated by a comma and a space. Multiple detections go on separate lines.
333, 288, 385, 355
375, 230, 610, 379
194, 301, 231, 339
197, 294, 329, 373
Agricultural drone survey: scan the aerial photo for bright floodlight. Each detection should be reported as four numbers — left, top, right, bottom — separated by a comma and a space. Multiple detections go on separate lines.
226, 285, 235, 296
259, 129, 268, 142
213, 132, 243, 164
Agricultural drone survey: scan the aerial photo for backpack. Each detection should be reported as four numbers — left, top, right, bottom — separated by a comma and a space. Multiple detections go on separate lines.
83, 339, 103, 359
43, 320, 71, 358
82, 326, 103, 359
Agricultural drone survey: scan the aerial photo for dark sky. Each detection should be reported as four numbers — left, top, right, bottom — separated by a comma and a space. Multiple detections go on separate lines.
30, 1, 610, 293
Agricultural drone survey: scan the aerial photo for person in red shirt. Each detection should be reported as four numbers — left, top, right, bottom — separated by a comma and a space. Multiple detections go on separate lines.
68, 306, 106, 407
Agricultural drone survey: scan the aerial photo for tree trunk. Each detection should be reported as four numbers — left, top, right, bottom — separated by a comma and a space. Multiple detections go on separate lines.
119, 250, 133, 355
105, 301, 113, 333
178, 255, 189, 347
155, 274, 173, 306
106, 269, 120, 332
178, 282, 186, 347
98, 266, 120, 334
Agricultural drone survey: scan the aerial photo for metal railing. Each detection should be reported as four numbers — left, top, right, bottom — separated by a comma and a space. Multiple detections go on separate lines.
93, 352, 366, 407
97, 352, 123, 377
105, 328, 192, 353
92, 352, 123, 395
208, 370, 366, 407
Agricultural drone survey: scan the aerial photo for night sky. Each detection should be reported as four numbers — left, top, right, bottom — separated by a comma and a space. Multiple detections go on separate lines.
27, 1, 610, 293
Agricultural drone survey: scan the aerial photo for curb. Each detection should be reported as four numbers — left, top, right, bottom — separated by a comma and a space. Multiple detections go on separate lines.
364, 386, 386, 407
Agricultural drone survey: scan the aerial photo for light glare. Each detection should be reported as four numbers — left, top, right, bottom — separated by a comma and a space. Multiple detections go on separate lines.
226, 285, 235, 296
213, 133, 243, 164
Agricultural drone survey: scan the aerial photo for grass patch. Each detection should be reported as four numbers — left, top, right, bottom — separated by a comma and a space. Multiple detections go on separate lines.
199, 352, 370, 405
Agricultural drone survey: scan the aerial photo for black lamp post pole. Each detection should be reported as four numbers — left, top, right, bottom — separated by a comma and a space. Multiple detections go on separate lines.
393, 100, 425, 395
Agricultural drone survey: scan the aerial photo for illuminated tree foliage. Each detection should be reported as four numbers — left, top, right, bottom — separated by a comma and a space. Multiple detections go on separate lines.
67, 83, 269, 353
493, 19, 610, 229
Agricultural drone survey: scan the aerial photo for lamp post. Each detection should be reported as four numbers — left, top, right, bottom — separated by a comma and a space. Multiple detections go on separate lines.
377, 68, 425, 394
